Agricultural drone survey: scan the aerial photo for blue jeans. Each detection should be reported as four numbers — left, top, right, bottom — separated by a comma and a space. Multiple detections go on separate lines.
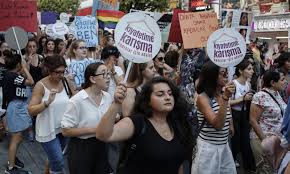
41, 134, 67, 173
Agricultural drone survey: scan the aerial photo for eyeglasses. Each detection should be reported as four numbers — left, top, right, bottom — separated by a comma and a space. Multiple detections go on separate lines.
219, 70, 228, 77
78, 46, 87, 50
93, 72, 110, 78
157, 57, 164, 61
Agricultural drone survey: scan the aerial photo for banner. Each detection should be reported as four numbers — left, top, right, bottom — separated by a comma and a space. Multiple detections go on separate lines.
168, 9, 187, 43
207, 28, 246, 67
0, 0, 37, 32
41, 11, 58, 25
179, 11, 219, 49
74, 16, 98, 47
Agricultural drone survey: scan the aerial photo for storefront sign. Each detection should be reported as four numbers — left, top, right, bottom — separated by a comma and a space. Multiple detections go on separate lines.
114, 12, 161, 63
254, 14, 290, 32
207, 28, 246, 67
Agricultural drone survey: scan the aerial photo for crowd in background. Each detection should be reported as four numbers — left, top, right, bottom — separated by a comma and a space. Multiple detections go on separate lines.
0, 29, 289, 174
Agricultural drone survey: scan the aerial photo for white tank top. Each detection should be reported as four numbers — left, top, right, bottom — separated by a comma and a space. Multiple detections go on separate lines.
35, 82, 70, 142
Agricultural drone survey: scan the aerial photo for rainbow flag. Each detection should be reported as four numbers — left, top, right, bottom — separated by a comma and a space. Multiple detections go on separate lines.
97, 10, 125, 29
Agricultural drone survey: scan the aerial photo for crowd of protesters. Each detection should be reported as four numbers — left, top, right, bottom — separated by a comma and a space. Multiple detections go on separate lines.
0, 29, 289, 174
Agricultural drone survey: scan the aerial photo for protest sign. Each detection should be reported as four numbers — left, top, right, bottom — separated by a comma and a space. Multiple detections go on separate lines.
74, 16, 98, 47
0, 0, 37, 32
114, 12, 161, 63
5, 27, 28, 51
52, 22, 69, 36
45, 24, 54, 37
179, 11, 219, 49
168, 9, 187, 43
60, 13, 70, 23
67, 59, 95, 88
207, 28, 246, 68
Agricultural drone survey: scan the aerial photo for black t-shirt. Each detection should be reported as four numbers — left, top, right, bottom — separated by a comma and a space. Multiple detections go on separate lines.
3, 71, 27, 105
0, 62, 7, 87
120, 115, 187, 174
29, 55, 43, 83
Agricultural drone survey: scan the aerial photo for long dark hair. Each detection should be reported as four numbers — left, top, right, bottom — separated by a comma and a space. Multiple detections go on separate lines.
132, 77, 194, 151
235, 59, 253, 77
196, 61, 220, 98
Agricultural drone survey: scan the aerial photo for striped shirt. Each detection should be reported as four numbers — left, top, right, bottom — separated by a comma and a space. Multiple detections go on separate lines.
197, 99, 232, 145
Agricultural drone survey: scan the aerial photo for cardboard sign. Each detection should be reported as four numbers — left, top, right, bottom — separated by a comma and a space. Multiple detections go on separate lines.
168, 9, 187, 43
0, 0, 37, 32
67, 59, 96, 88
114, 12, 161, 63
207, 28, 246, 68
74, 16, 98, 47
179, 11, 219, 49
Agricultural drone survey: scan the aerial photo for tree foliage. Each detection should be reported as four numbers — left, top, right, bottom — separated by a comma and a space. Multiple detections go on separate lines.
37, 0, 80, 14
120, 0, 169, 13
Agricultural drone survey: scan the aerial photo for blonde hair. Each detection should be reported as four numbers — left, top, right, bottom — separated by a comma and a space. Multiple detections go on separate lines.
67, 39, 85, 58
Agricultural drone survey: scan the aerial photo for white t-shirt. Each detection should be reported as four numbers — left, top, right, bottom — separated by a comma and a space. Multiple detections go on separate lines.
107, 66, 124, 99
61, 89, 112, 139
231, 79, 251, 111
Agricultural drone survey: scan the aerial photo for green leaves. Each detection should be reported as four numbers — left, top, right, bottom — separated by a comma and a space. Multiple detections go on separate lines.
37, 0, 80, 15
120, 0, 168, 12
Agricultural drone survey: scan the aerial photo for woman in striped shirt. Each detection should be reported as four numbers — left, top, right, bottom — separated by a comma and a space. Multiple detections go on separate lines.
191, 61, 236, 174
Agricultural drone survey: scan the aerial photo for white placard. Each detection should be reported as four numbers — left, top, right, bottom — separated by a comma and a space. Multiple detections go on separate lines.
207, 28, 246, 68
52, 22, 69, 36
114, 12, 161, 63
60, 13, 69, 23
45, 24, 54, 37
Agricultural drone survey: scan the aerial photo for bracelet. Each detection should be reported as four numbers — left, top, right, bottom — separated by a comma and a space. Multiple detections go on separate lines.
44, 101, 49, 108
222, 95, 229, 101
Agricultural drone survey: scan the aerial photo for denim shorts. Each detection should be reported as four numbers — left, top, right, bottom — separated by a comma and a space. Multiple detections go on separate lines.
41, 133, 68, 173
6, 100, 32, 133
